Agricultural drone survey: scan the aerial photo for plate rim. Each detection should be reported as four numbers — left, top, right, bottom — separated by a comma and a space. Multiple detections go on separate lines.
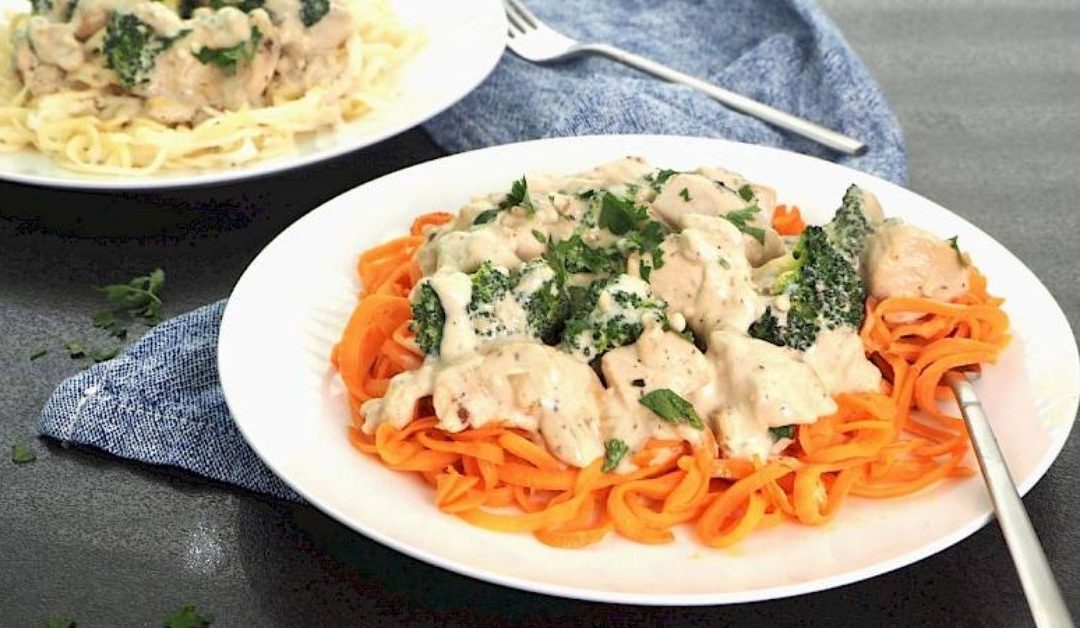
0, 0, 506, 191
218, 133, 1080, 605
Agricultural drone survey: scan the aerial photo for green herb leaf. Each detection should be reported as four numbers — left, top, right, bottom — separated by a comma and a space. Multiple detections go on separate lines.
29, 348, 48, 361
164, 604, 214, 628
602, 438, 629, 473
769, 425, 795, 440
722, 206, 766, 244
679, 187, 691, 202
90, 347, 121, 363
646, 168, 679, 191
98, 268, 165, 322
46, 617, 75, 628
947, 236, 969, 267
472, 209, 500, 226
737, 184, 755, 202
598, 192, 646, 235
531, 229, 546, 244
639, 389, 704, 430
717, 257, 730, 269
12, 442, 36, 464
65, 341, 86, 358
498, 176, 536, 216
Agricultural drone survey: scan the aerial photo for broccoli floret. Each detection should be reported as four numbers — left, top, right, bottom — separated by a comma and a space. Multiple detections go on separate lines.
466, 261, 517, 339
300, 0, 329, 26
749, 226, 865, 350
193, 27, 262, 75
826, 185, 876, 261
560, 274, 667, 360
516, 259, 570, 344
412, 260, 571, 355
103, 13, 185, 87
411, 282, 445, 355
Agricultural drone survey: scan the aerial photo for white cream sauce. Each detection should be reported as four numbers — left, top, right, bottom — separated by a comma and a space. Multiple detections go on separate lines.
14, 0, 353, 124
640, 217, 763, 336
359, 159, 943, 471
865, 220, 970, 304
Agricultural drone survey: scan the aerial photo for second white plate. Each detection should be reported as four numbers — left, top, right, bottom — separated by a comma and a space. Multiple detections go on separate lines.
0, 0, 505, 189
219, 135, 1080, 605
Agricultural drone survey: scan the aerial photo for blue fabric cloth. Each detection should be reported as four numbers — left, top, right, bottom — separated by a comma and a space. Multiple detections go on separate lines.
424, 0, 907, 184
39, 0, 907, 500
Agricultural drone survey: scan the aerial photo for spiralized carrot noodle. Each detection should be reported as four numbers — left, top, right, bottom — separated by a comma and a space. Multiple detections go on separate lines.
332, 212, 1011, 548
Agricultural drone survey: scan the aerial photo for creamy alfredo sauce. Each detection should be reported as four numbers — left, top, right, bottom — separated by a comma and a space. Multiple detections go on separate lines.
360, 158, 944, 467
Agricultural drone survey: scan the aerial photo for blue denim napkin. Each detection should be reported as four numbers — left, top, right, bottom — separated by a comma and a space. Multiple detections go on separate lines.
39, 0, 907, 501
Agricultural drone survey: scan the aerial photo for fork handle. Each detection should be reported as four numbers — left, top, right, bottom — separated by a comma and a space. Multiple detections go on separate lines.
946, 372, 1074, 628
584, 44, 866, 156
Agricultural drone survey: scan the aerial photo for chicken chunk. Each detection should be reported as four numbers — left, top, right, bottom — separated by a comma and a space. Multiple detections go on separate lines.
864, 221, 970, 302
639, 216, 763, 336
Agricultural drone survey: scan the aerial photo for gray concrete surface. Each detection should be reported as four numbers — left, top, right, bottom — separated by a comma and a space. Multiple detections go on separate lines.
2, 1, 1078, 625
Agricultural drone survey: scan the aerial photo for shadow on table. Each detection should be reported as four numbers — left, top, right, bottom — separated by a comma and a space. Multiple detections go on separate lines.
229, 485, 1034, 627
0, 129, 444, 239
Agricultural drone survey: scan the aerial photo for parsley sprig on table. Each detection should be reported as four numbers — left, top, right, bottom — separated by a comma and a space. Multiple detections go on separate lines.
165, 604, 214, 628
28, 268, 166, 366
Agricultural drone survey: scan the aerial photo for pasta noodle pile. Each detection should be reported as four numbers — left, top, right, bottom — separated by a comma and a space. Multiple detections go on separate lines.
332, 211, 1011, 549
0, 0, 421, 174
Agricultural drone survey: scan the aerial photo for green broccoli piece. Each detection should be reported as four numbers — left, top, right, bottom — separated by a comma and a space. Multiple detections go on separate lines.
103, 13, 186, 87
826, 185, 876, 262
466, 261, 517, 339
516, 259, 570, 344
560, 274, 667, 360
749, 226, 865, 350
300, 0, 329, 26
411, 282, 445, 355
412, 260, 572, 355
193, 27, 262, 75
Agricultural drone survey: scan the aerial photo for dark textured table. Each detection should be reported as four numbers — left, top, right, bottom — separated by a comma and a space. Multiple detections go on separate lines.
3, 2, 1078, 626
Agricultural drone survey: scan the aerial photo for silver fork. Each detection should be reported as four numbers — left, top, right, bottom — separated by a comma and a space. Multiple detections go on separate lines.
946, 371, 1074, 628
503, 0, 867, 156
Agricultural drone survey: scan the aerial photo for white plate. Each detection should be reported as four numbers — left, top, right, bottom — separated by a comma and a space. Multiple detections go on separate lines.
0, 0, 504, 189
218, 135, 1080, 605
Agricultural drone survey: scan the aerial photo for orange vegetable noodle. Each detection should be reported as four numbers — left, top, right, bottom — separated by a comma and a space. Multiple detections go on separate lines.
332, 211, 1010, 548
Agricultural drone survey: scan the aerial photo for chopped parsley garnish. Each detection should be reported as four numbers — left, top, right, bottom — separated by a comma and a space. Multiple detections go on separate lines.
639, 389, 704, 429
29, 348, 48, 361
92, 310, 127, 339
717, 257, 731, 269
679, 187, 692, 202
46, 617, 75, 628
602, 438, 629, 473
531, 229, 546, 243
737, 184, 755, 202
598, 192, 647, 236
947, 236, 969, 267
546, 234, 623, 278
11, 442, 36, 464
646, 168, 678, 192
769, 425, 795, 440
65, 341, 86, 359
164, 604, 214, 628
472, 209, 499, 225
98, 268, 165, 324
498, 176, 536, 216
722, 206, 766, 244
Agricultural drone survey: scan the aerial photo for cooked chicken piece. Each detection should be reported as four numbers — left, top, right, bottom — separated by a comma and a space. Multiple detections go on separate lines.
864, 220, 970, 302
639, 217, 763, 336
601, 325, 713, 453
25, 17, 83, 71
432, 342, 606, 467
705, 329, 837, 460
